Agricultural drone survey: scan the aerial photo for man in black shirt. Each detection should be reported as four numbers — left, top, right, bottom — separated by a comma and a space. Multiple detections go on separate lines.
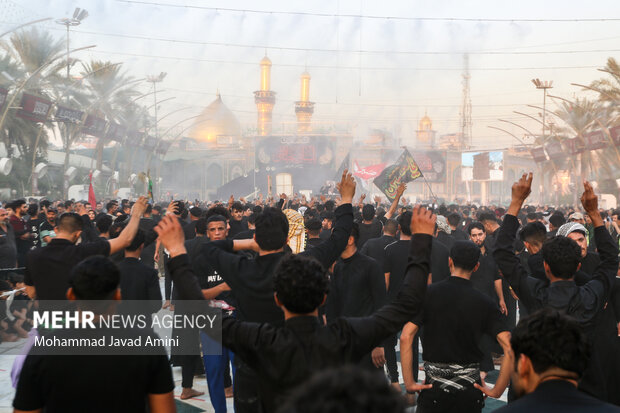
228, 201, 248, 239
39, 208, 57, 247
200, 172, 355, 412
0, 208, 17, 269
326, 222, 387, 370
117, 229, 162, 305
448, 212, 469, 241
401, 240, 513, 413
24, 197, 148, 301
183, 206, 203, 241
493, 174, 619, 403
496, 309, 620, 413
13, 256, 175, 413
360, 218, 398, 269
156, 203, 437, 412
557, 221, 600, 276
304, 218, 323, 249
357, 203, 383, 248
139, 204, 159, 268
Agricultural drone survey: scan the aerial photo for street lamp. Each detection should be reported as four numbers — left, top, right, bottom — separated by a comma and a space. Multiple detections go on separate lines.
531, 79, 553, 139
56, 8, 88, 80
146, 72, 167, 142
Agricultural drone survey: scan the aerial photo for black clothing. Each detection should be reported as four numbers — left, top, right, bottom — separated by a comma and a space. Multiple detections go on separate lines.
470, 249, 500, 301
167, 232, 432, 413
359, 234, 397, 269
495, 380, 620, 413
436, 231, 454, 250
417, 385, 484, 413
494, 214, 618, 329
451, 228, 469, 241
581, 252, 601, 276
319, 228, 331, 240
26, 217, 41, 249
357, 219, 383, 248
117, 257, 162, 309
24, 238, 110, 300
494, 214, 619, 402
305, 237, 323, 249
139, 217, 158, 268
183, 220, 198, 240
233, 229, 255, 240
202, 203, 354, 325
185, 237, 234, 307
0, 224, 17, 268
13, 328, 174, 413
384, 240, 411, 300
413, 276, 507, 364
228, 219, 248, 239
327, 252, 386, 319
431, 238, 451, 284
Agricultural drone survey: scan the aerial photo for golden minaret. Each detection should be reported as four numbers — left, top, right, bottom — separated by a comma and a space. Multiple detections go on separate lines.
254, 56, 276, 135
295, 71, 314, 133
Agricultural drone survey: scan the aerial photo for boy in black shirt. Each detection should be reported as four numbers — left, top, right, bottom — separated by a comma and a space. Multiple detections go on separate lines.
400, 240, 513, 413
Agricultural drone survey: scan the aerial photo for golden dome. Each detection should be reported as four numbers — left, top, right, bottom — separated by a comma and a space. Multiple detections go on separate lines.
187, 93, 241, 144
260, 56, 272, 66
419, 112, 432, 130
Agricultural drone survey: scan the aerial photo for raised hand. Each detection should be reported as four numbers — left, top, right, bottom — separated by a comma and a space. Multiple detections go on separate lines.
410, 205, 437, 236
581, 181, 603, 227
131, 196, 148, 217
166, 200, 179, 215
336, 169, 356, 204
396, 183, 407, 198
154, 214, 186, 258
511, 173, 533, 205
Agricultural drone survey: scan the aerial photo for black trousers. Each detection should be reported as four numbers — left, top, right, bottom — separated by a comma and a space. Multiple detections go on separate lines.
417, 385, 484, 413
181, 354, 201, 388
233, 358, 262, 413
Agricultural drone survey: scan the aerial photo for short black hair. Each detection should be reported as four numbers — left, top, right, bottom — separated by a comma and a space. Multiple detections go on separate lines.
526, 212, 538, 221
362, 204, 375, 221
280, 365, 406, 413
40, 199, 51, 209
69, 256, 120, 301
541, 236, 581, 279
206, 214, 227, 226
195, 218, 207, 235
305, 218, 322, 235
397, 211, 412, 236
10, 199, 26, 210
126, 229, 145, 252
231, 201, 243, 212
466, 221, 485, 235
273, 254, 328, 314
519, 222, 547, 246
549, 213, 566, 228
255, 207, 289, 251
447, 212, 461, 227
64, 200, 74, 209
247, 212, 258, 225
57, 212, 84, 233
27, 203, 38, 217
478, 212, 498, 224
384, 219, 398, 235
511, 309, 589, 378
206, 205, 230, 221
324, 199, 335, 212
450, 240, 481, 271
189, 206, 203, 218
96, 215, 113, 234
106, 201, 116, 211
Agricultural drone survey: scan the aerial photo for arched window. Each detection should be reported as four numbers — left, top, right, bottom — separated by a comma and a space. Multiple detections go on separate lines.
276, 173, 293, 195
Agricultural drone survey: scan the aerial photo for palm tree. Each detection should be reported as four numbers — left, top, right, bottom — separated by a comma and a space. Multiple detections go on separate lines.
589, 57, 620, 111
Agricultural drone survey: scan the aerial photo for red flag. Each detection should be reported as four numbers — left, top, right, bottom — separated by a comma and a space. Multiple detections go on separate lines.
353, 161, 386, 181
88, 172, 96, 209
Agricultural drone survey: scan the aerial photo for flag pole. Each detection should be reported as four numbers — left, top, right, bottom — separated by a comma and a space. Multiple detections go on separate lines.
420, 172, 439, 206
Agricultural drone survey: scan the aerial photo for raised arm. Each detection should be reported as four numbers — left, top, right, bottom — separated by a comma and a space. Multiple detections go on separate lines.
108, 197, 148, 255
581, 181, 619, 307
493, 173, 540, 312
384, 183, 406, 219
302, 170, 355, 269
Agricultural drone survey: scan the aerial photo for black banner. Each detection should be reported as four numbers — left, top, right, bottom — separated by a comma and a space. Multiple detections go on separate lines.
373, 149, 421, 200
105, 122, 126, 142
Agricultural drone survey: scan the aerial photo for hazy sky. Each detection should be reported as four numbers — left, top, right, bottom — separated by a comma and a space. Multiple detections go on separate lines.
3, 0, 620, 149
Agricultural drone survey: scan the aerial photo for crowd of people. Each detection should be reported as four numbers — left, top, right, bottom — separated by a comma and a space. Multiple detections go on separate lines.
1, 170, 619, 412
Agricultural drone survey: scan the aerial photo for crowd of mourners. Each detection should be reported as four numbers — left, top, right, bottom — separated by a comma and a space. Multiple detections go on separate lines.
1, 171, 619, 413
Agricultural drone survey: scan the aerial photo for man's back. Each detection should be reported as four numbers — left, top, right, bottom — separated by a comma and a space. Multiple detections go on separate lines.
359, 234, 396, 268
25, 238, 110, 300
13, 328, 173, 413
495, 380, 620, 413
117, 257, 162, 302
357, 219, 383, 248
415, 277, 506, 364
